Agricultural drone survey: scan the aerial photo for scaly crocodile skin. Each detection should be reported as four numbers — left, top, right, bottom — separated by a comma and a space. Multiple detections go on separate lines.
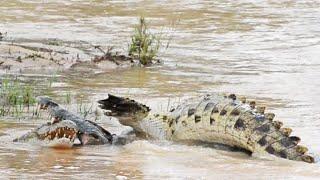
99, 93, 315, 163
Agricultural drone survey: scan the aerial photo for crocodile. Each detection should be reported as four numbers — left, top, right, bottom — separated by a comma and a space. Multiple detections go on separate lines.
98, 93, 315, 163
15, 96, 134, 146
13, 120, 79, 147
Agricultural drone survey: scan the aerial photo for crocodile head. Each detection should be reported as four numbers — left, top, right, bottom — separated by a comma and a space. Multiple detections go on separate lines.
98, 94, 150, 128
37, 96, 59, 110
14, 120, 79, 147
36, 96, 114, 145
37, 96, 79, 124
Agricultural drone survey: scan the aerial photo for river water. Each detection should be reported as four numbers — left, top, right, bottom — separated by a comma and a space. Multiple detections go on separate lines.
0, 0, 320, 179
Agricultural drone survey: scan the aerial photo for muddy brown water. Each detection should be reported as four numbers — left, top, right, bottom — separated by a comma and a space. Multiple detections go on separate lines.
1, 0, 320, 179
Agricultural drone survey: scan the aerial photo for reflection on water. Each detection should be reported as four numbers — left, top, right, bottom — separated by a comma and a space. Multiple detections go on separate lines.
1, 0, 320, 179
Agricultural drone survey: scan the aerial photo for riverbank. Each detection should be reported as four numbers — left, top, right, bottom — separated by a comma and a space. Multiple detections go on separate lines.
0, 38, 144, 74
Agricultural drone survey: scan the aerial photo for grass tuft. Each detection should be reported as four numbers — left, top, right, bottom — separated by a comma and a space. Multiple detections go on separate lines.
77, 97, 93, 119
128, 17, 162, 65
0, 76, 37, 117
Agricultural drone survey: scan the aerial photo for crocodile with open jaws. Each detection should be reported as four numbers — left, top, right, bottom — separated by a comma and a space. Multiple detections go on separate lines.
14, 97, 133, 146
14, 120, 79, 147
98, 93, 315, 163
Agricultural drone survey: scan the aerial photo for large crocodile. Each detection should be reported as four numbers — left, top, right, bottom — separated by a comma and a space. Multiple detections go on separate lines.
14, 120, 79, 147
98, 93, 315, 163
15, 97, 134, 145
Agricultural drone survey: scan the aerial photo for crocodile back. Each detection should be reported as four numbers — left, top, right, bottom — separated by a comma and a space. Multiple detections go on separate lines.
141, 94, 314, 163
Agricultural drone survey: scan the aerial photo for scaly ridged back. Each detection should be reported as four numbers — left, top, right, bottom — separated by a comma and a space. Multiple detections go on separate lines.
138, 94, 314, 163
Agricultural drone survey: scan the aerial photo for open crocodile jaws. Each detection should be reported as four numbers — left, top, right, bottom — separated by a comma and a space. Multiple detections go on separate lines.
36, 96, 113, 145
98, 93, 315, 163
14, 120, 79, 147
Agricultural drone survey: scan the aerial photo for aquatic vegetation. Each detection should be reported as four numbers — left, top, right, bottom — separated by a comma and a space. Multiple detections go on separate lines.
48, 72, 58, 88
0, 76, 37, 117
0, 76, 87, 119
77, 98, 93, 119
0, 76, 95, 119
128, 16, 177, 66
128, 17, 162, 65
64, 91, 72, 104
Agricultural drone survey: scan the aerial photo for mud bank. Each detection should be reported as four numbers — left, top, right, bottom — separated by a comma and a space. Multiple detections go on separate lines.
0, 38, 141, 74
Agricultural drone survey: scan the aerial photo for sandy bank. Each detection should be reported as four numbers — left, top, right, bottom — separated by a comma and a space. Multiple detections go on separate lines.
0, 39, 139, 74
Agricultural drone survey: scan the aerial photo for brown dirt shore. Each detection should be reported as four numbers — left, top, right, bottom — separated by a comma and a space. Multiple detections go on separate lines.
0, 40, 138, 74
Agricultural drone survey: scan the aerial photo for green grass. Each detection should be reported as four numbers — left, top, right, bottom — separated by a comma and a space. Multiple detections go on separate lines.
0, 76, 98, 120
128, 17, 162, 65
48, 72, 58, 88
77, 98, 93, 119
0, 76, 37, 117
0, 75, 96, 120
64, 91, 72, 104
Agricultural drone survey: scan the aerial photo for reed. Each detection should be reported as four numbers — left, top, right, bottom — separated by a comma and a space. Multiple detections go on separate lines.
77, 98, 94, 119
0, 76, 36, 117
128, 17, 162, 65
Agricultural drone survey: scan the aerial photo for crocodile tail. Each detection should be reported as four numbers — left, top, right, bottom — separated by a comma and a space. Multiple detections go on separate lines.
170, 93, 315, 163
98, 94, 150, 127
225, 94, 315, 163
